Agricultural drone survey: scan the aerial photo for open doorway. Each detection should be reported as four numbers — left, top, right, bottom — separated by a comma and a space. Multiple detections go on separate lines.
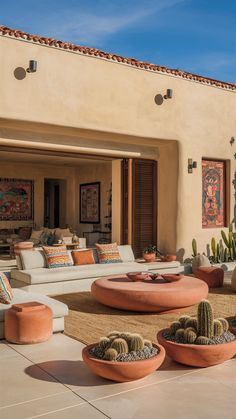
44, 179, 67, 228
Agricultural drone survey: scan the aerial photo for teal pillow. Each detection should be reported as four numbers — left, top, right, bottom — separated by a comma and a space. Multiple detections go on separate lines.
47, 233, 56, 246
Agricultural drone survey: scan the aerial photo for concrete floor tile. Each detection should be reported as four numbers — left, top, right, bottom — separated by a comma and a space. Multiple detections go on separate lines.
30, 352, 197, 402
0, 341, 21, 359
0, 391, 82, 419
91, 366, 236, 419
27, 403, 109, 419
0, 355, 69, 408
7, 333, 85, 363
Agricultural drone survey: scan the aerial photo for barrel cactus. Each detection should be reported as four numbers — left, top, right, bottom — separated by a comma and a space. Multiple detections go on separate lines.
213, 319, 224, 337
217, 318, 229, 332
184, 328, 197, 344
111, 338, 129, 354
104, 348, 118, 361
185, 317, 198, 331
170, 321, 181, 335
195, 336, 210, 345
175, 328, 185, 340
99, 337, 111, 351
129, 334, 144, 352
179, 315, 191, 328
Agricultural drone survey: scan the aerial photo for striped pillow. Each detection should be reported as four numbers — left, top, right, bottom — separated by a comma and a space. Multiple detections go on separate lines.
96, 243, 122, 264
0, 272, 13, 304
43, 246, 73, 269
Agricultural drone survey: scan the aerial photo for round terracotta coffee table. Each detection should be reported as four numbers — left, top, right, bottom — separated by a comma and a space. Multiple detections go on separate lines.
91, 275, 208, 313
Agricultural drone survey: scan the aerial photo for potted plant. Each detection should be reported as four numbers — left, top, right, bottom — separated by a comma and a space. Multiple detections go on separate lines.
157, 300, 236, 367
143, 245, 157, 262
82, 331, 165, 382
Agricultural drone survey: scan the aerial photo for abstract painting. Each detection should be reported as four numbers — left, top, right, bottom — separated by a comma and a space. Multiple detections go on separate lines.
80, 182, 100, 223
202, 160, 226, 228
0, 178, 34, 221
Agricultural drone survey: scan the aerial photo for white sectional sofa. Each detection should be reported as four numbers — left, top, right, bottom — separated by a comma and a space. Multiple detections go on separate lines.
0, 288, 68, 339
10, 245, 182, 295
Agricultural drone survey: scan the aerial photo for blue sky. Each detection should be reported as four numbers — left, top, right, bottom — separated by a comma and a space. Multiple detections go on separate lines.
1, 0, 236, 83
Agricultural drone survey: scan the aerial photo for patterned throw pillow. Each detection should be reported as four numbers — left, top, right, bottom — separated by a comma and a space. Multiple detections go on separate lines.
71, 249, 95, 266
96, 243, 122, 264
43, 246, 73, 269
0, 272, 13, 304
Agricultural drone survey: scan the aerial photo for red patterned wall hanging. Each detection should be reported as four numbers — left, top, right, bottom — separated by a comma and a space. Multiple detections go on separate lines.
202, 160, 226, 228
0, 178, 34, 221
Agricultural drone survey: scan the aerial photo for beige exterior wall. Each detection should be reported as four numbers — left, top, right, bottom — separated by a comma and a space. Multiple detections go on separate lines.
0, 34, 236, 257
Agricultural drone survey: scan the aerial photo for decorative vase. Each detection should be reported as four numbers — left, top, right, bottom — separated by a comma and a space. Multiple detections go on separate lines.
143, 253, 156, 263
82, 342, 165, 382
157, 328, 236, 367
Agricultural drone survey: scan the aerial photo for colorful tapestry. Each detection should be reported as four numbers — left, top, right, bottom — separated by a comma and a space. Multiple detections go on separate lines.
0, 178, 33, 221
202, 160, 225, 228
80, 182, 100, 223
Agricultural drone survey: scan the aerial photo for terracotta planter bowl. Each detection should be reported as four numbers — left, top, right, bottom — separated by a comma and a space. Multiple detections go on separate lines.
142, 253, 156, 263
82, 343, 165, 382
157, 328, 236, 368
126, 272, 150, 282
226, 316, 236, 335
160, 255, 177, 262
162, 274, 183, 282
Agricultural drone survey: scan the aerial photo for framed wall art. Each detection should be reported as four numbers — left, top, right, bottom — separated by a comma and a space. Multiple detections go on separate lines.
202, 159, 226, 228
80, 182, 100, 224
0, 178, 34, 221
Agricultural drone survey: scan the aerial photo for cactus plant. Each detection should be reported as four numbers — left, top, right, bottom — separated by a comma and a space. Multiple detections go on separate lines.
192, 238, 198, 257
175, 328, 185, 340
218, 318, 229, 332
197, 300, 214, 338
195, 336, 210, 345
129, 334, 144, 352
185, 317, 198, 331
111, 338, 129, 354
184, 328, 197, 344
213, 320, 224, 337
179, 315, 191, 328
170, 321, 181, 335
144, 339, 152, 348
99, 337, 111, 350
104, 348, 118, 361
211, 237, 216, 262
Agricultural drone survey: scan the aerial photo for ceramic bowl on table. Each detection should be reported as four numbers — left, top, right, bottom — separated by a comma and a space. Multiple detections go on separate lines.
126, 272, 150, 282
162, 274, 183, 282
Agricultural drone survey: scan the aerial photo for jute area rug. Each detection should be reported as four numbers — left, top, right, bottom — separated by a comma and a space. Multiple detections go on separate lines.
53, 277, 236, 345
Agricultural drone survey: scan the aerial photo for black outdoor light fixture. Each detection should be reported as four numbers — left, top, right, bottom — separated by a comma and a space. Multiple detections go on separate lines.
188, 158, 197, 173
164, 88, 173, 99
26, 60, 37, 73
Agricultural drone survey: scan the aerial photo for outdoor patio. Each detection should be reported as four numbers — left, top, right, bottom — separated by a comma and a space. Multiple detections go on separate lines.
1, 333, 236, 419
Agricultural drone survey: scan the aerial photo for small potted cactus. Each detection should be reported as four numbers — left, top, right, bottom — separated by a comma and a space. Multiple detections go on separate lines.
157, 299, 236, 367
142, 245, 157, 263
82, 331, 165, 382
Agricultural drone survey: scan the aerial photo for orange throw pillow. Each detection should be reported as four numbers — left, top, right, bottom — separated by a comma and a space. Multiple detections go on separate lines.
71, 249, 95, 266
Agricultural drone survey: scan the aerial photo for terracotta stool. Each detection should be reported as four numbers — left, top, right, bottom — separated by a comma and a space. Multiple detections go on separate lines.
194, 266, 224, 288
5, 302, 53, 344
14, 241, 34, 256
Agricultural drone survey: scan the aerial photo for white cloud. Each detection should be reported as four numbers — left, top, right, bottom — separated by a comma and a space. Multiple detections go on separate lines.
39, 0, 187, 45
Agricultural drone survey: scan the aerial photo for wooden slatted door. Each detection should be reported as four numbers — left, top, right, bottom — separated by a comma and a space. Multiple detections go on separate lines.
121, 158, 157, 258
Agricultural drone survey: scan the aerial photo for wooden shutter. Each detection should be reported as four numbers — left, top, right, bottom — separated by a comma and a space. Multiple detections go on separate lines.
132, 159, 157, 257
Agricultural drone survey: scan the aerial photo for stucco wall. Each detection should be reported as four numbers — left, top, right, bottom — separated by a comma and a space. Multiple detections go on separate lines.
0, 34, 236, 257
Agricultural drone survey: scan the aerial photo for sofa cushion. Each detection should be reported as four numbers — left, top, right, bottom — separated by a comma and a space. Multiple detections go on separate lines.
55, 228, 73, 240
0, 272, 13, 304
72, 249, 95, 265
21, 250, 47, 270
11, 262, 144, 285
118, 245, 135, 262
96, 242, 122, 264
43, 246, 73, 269
0, 288, 68, 322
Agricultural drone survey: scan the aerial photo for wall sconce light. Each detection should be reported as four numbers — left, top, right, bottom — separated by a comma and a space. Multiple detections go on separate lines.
230, 137, 235, 146
26, 60, 37, 73
164, 89, 173, 99
188, 158, 197, 173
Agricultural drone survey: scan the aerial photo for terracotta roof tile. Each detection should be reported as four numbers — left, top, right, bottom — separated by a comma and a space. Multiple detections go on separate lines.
0, 25, 235, 91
